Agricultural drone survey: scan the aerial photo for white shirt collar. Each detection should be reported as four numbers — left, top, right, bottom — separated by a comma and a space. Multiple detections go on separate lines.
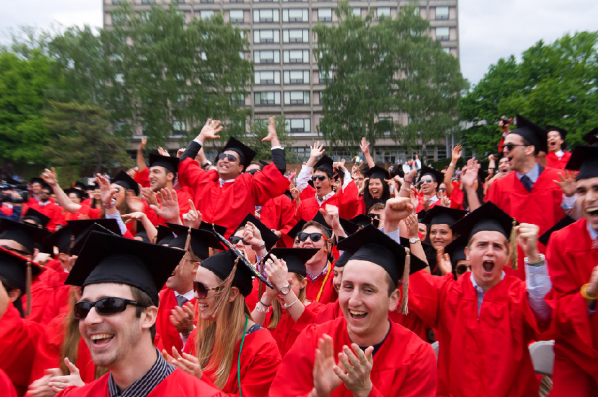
556, 150, 564, 158
219, 178, 235, 187
315, 191, 335, 206
174, 290, 195, 301
587, 222, 598, 241
516, 162, 540, 184
470, 271, 506, 292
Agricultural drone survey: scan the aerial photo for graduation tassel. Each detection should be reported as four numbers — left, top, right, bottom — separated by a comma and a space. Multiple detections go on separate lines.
182, 228, 200, 275
400, 248, 411, 315
509, 218, 518, 270
26, 261, 32, 317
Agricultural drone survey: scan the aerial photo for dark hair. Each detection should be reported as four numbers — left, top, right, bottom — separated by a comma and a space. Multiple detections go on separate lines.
363, 178, 390, 214
368, 202, 386, 213
384, 272, 396, 296
302, 221, 331, 240
130, 285, 157, 341
521, 137, 540, 156
314, 166, 333, 178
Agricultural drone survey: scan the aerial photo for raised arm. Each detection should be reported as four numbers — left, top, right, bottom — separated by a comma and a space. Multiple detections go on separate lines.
360, 137, 375, 168
398, 168, 418, 199
41, 168, 82, 214
444, 145, 462, 196
178, 119, 223, 188
461, 158, 482, 212
137, 138, 148, 173
262, 116, 285, 175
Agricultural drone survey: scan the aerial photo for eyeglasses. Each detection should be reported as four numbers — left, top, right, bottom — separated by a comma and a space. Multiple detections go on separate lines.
247, 169, 259, 175
438, 188, 446, 192
455, 264, 472, 275
218, 153, 239, 162
312, 175, 328, 182
230, 236, 249, 245
297, 232, 329, 243
74, 297, 144, 320
500, 143, 528, 152
40, 191, 51, 195
193, 280, 224, 299
420, 178, 434, 184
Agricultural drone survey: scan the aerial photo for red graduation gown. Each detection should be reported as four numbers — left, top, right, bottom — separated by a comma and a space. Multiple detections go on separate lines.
448, 181, 464, 210
408, 270, 547, 397
55, 369, 225, 397
268, 301, 324, 358
269, 316, 437, 397
0, 369, 17, 397
155, 288, 196, 354
184, 327, 281, 397
29, 312, 96, 385
0, 302, 43, 397
40, 284, 71, 325
305, 264, 337, 305
142, 189, 192, 227
299, 184, 316, 201
23, 202, 65, 232
545, 151, 571, 170
486, 167, 565, 279
22, 274, 55, 323
545, 218, 598, 396
178, 160, 289, 238
260, 194, 297, 247
62, 204, 101, 221
134, 167, 150, 188
295, 182, 360, 222
415, 194, 439, 213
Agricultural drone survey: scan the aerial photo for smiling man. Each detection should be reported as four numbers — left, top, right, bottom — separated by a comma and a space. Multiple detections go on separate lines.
55, 232, 224, 397
269, 225, 435, 397
544, 145, 598, 397
408, 201, 553, 397
415, 166, 444, 213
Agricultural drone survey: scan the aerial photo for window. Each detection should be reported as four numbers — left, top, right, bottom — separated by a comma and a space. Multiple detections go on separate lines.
173, 121, 186, 135
176, 95, 185, 106
283, 9, 308, 22
283, 29, 309, 43
230, 0, 244, 3
239, 51, 245, 59
377, 7, 390, 20
141, 0, 155, 4
254, 50, 280, 64
283, 0, 308, 2
352, 8, 361, 17
286, 118, 311, 133
284, 91, 310, 105
112, 0, 125, 4
318, 9, 332, 22
436, 27, 449, 41
201, 51, 207, 60
255, 71, 281, 84
201, 0, 214, 3
172, 0, 185, 3
318, 70, 333, 83
254, 91, 281, 105
283, 50, 309, 64
230, 10, 244, 22
254, 0, 278, 2
436, 6, 449, 20
379, 117, 393, 133
200, 10, 215, 20
284, 70, 310, 84
443, 48, 451, 54
414, 7, 421, 16
253, 9, 280, 22
231, 94, 245, 105
254, 30, 280, 43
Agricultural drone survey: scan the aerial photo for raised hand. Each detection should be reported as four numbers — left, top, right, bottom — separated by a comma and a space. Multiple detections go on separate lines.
126, 168, 136, 179
516, 223, 540, 262
41, 167, 59, 187
451, 144, 462, 163
150, 188, 180, 224
170, 301, 195, 335
166, 347, 203, 380
404, 213, 419, 239
261, 116, 279, 144
138, 137, 147, 151
461, 158, 480, 190
358, 178, 369, 196
312, 335, 342, 397
333, 344, 374, 397
310, 141, 326, 159
121, 211, 147, 224
440, 196, 451, 208
359, 137, 370, 155
385, 197, 413, 223
243, 221, 264, 247
141, 187, 159, 208
157, 147, 170, 157
554, 170, 577, 198
47, 358, 85, 393
126, 189, 144, 213
182, 200, 202, 229
27, 368, 63, 397
95, 174, 117, 207
196, 119, 223, 144
176, 148, 185, 158
319, 204, 340, 230
264, 254, 289, 291
409, 186, 419, 210
436, 247, 452, 276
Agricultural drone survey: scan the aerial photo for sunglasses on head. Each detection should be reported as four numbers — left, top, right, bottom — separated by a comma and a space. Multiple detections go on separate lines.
74, 297, 144, 320
297, 232, 328, 243
230, 236, 249, 245
500, 143, 528, 152
218, 153, 239, 162
193, 280, 224, 299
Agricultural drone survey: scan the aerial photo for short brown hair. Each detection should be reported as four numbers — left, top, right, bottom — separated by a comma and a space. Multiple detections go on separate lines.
302, 221, 331, 239
130, 285, 157, 341
368, 203, 385, 213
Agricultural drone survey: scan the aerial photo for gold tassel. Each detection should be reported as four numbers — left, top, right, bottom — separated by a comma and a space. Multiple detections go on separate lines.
400, 248, 411, 315
509, 218, 518, 270
26, 261, 32, 317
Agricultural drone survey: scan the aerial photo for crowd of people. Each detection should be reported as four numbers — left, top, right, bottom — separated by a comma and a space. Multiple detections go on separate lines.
0, 115, 597, 397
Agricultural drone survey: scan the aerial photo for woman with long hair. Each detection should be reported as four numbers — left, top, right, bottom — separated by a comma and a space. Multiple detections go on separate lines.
359, 166, 391, 214
167, 248, 281, 396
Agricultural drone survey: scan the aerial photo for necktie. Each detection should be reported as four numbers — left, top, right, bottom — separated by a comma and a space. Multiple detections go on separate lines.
520, 175, 533, 193
176, 295, 188, 307
592, 239, 598, 250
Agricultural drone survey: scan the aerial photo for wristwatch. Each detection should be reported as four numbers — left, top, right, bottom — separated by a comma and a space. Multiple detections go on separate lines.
279, 284, 291, 295
409, 237, 421, 244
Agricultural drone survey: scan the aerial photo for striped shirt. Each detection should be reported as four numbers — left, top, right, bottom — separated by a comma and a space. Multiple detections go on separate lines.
108, 349, 175, 397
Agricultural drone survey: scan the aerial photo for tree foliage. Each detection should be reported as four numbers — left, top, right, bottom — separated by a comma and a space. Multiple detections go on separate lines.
459, 31, 598, 156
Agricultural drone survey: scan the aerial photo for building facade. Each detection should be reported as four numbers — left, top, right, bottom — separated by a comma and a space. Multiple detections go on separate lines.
103, 0, 459, 164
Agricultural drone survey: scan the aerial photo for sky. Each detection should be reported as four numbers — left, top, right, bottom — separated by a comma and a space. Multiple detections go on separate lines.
1, 0, 597, 86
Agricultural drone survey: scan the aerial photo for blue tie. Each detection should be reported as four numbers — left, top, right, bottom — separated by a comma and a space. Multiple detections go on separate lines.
176, 295, 188, 307
520, 175, 533, 193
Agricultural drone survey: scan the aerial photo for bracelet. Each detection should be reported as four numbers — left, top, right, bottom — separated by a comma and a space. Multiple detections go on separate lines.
449, 163, 456, 168
256, 301, 270, 313
581, 283, 597, 300
103, 201, 115, 209
524, 253, 545, 267
283, 297, 299, 308
259, 299, 271, 308
404, 179, 413, 184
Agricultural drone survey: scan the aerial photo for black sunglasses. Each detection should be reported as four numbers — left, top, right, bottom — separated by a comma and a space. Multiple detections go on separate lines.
193, 280, 224, 299
230, 236, 249, 245
500, 143, 528, 152
74, 297, 144, 320
297, 232, 328, 243
438, 188, 446, 192
218, 153, 239, 162
456, 264, 472, 275
420, 178, 434, 184
312, 175, 328, 182
247, 169, 259, 175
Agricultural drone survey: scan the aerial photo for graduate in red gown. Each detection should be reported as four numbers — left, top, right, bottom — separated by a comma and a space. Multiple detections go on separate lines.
545, 125, 571, 170
545, 145, 598, 396
414, 166, 443, 213
177, 118, 289, 238
61, 189, 100, 221
357, 166, 392, 215
171, 246, 281, 397
24, 184, 65, 232
55, 231, 223, 397
270, 224, 435, 397
482, 115, 566, 279
408, 202, 554, 397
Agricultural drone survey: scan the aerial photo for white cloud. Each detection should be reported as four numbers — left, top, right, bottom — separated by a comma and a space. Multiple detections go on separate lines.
459, 0, 598, 85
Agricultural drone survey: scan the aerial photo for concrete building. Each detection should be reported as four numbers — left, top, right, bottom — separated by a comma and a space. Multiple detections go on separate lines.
103, 0, 459, 164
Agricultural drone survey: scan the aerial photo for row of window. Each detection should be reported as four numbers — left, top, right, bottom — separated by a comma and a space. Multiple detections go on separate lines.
150, 118, 312, 134
254, 91, 310, 105
254, 70, 332, 84
253, 28, 309, 43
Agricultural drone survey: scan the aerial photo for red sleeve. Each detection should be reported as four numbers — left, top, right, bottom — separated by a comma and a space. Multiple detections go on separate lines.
0, 370, 17, 397
300, 185, 315, 201
178, 158, 211, 190
486, 176, 500, 205
448, 182, 464, 209
134, 168, 150, 188
337, 181, 360, 219
407, 270, 453, 330
392, 342, 438, 397
249, 164, 291, 207
279, 196, 298, 235
29, 316, 65, 384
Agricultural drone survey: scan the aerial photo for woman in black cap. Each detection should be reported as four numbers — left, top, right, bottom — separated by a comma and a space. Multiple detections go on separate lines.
358, 166, 392, 215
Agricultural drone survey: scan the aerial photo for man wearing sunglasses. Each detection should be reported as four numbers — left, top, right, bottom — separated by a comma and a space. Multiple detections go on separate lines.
57, 232, 223, 397
24, 184, 64, 232
481, 114, 567, 280
177, 117, 289, 239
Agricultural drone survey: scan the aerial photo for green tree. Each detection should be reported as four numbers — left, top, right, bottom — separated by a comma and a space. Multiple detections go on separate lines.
42, 101, 133, 176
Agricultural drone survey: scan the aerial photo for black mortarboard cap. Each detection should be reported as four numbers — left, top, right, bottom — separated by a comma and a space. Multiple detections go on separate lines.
166, 223, 224, 260
74, 182, 88, 191
391, 165, 405, 179
443, 236, 468, 268
419, 166, 444, 185
198, 221, 227, 237
156, 225, 175, 245
350, 214, 373, 229
235, 213, 279, 250
335, 250, 353, 268
30, 177, 44, 186
338, 217, 359, 235
22, 208, 51, 228
66, 232, 186, 306
545, 125, 567, 141
582, 128, 598, 147
364, 165, 390, 181
566, 145, 598, 180
452, 201, 517, 240
538, 216, 575, 247
70, 223, 121, 256
287, 220, 307, 241
0, 247, 42, 293
258, 160, 270, 168
222, 137, 256, 170
135, 221, 150, 243
45, 226, 73, 254
420, 206, 466, 226
67, 219, 121, 255
310, 212, 332, 234
0, 219, 49, 254
314, 155, 334, 176
64, 188, 88, 201
149, 153, 179, 175
262, 248, 319, 277
510, 115, 548, 153
112, 170, 140, 196
417, 210, 427, 223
